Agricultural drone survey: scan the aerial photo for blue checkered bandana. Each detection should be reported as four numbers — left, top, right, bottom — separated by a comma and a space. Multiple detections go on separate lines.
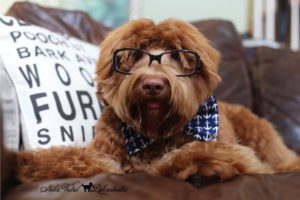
121, 96, 219, 155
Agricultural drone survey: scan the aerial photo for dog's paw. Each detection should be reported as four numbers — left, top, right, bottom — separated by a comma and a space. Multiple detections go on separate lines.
150, 142, 274, 182
196, 159, 240, 181
182, 159, 240, 181
186, 173, 221, 188
150, 156, 240, 181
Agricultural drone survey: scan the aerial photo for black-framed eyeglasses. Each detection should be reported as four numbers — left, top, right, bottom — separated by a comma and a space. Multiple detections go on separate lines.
112, 48, 202, 77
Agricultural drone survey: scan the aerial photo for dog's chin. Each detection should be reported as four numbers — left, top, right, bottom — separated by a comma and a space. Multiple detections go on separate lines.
128, 98, 175, 139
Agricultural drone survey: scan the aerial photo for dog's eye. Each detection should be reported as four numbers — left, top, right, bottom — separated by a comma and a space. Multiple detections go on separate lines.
186, 55, 196, 67
170, 52, 180, 61
164, 51, 198, 76
169, 51, 195, 68
115, 54, 132, 73
131, 51, 144, 62
182, 54, 197, 71
114, 49, 147, 73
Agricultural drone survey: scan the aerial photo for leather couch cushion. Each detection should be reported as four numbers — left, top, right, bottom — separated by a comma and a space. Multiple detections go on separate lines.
254, 47, 300, 153
4, 172, 300, 200
192, 20, 253, 108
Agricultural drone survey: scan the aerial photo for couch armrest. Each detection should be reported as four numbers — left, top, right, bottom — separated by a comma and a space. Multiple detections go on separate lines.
6, 2, 112, 45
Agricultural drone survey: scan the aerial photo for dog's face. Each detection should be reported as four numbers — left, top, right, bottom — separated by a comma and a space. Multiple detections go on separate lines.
95, 19, 221, 139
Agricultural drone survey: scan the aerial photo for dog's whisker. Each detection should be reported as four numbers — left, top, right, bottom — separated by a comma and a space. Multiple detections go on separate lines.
137, 105, 143, 127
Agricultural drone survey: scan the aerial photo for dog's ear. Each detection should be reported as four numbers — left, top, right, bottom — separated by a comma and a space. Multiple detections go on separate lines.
194, 38, 221, 92
95, 19, 156, 102
159, 19, 221, 92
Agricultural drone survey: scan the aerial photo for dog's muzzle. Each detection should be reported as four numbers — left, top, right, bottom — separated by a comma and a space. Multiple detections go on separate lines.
142, 75, 165, 96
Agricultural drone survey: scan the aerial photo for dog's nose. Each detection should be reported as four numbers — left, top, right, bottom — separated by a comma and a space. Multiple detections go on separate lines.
142, 76, 165, 95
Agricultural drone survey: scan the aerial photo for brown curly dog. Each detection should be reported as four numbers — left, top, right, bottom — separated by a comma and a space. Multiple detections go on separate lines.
17, 19, 300, 183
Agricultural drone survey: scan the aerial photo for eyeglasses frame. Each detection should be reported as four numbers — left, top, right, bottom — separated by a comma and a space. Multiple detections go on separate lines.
112, 48, 202, 77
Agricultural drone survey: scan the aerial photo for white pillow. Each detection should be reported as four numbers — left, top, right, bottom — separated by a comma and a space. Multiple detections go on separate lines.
0, 15, 102, 150
0, 56, 20, 152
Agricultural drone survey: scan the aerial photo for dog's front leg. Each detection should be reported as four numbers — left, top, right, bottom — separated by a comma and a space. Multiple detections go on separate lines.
17, 146, 124, 183
149, 141, 273, 181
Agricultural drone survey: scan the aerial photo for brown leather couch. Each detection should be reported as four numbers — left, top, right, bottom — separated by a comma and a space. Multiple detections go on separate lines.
2, 2, 300, 199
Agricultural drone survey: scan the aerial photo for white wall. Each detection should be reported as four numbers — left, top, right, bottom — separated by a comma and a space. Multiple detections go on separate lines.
0, 0, 49, 14
1, 0, 249, 33
141, 0, 249, 33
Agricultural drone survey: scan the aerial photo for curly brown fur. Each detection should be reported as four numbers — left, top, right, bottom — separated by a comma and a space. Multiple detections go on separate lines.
17, 19, 300, 184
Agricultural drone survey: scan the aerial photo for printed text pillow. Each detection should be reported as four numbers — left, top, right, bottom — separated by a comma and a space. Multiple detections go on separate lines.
0, 15, 102, 150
